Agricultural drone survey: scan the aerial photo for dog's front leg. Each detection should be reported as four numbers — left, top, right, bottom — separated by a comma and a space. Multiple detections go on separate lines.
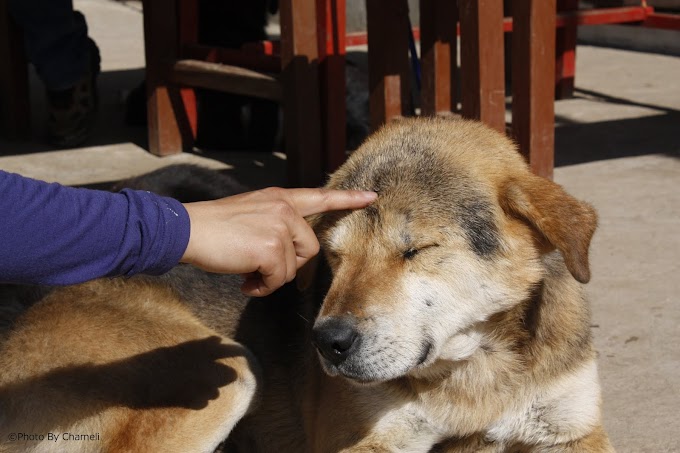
528, 425, 615, 453
429, 434, 507, 453
332, 413, 444, 453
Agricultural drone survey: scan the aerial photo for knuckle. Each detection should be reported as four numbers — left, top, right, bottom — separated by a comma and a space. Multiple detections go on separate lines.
271, 220, 289, 236
263, 186, 285, 199
316, 188, 332, 207
263, 237, 285, 255
273, 200, 295, 217
271, 272, 287, 289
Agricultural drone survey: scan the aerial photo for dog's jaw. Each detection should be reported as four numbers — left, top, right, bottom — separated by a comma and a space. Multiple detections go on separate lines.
316, 333, 431, 384
407, 327, 485, 381
437, 327, 485, 362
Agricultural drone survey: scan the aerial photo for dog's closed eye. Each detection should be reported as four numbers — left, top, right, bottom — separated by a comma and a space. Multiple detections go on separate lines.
403, 248, 419, 259
402, 244, 439, 260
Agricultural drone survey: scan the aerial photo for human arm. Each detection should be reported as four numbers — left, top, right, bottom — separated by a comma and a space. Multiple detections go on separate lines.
0, 171, 376, 293
0, 170, 189, 285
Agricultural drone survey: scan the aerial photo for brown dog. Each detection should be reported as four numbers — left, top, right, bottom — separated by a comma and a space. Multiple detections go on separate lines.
0, 118, 613, 452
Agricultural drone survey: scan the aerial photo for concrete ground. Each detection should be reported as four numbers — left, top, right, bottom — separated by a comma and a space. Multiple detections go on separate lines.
0, 1, 678, 451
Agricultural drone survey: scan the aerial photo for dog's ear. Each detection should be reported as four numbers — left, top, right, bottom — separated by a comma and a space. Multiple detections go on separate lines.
500, 174, 598, 283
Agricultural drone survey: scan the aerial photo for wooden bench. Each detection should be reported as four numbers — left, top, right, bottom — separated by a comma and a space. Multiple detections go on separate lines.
353, 0, 680, 179
142, 0, 347, 187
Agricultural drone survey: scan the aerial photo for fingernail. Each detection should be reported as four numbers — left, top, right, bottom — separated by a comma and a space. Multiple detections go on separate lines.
360, 191, 378, 201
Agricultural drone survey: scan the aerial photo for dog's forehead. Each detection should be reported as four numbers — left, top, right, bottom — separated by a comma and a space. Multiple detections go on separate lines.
327, 144, 501, 257
336, 140, 449, 192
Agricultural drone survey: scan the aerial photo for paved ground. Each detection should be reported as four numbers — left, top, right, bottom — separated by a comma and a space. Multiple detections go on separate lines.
0, 1, 678, 451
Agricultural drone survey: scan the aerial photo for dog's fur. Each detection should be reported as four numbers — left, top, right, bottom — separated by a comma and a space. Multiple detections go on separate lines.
0, 118, 613, 452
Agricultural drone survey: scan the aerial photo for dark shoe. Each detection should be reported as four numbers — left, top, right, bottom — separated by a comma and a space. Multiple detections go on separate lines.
46, 38, 100, 148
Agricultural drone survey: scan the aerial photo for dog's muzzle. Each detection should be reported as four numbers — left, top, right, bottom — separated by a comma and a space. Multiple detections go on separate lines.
312, 316, 360, 366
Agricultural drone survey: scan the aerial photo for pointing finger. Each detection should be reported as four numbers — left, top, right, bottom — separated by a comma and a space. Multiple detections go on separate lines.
285, 188, 377, 217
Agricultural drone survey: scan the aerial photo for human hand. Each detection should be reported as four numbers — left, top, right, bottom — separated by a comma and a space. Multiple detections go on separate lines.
181, 187, 377, 297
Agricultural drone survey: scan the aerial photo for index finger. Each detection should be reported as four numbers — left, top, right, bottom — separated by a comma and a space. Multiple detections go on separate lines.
286, 188, 378, 217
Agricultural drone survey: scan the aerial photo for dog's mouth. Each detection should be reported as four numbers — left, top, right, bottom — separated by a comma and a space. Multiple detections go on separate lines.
317, 340, 435, 384
416, 342, 433, 366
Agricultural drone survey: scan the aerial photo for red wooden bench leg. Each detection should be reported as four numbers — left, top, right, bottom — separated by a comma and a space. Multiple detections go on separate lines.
280, 0, 324, 187
178, 0, 198, 138
0, 0, 30, 140
511, 0, 556, 179
458, 0, 506, 133
366, 0, 411, 131
317, 0, 347, 175
555, 0, 578, 99
420, 0, 458, 116
143, 0, 193, 156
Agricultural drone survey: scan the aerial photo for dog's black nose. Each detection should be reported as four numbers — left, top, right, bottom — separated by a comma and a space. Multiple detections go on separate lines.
313, 317, 359, 365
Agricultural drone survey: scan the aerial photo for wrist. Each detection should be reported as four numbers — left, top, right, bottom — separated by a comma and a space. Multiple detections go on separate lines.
179, 202, 197, 265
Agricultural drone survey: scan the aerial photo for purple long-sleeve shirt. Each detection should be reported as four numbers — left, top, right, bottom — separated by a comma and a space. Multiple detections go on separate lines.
0, 170, 191, 285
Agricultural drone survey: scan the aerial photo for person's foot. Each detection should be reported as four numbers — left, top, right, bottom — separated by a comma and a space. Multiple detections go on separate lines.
46, 38, 100, 148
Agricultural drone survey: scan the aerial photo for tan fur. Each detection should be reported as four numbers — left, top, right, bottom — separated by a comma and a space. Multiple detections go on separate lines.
0, 280, 258, 453
0, 117, 612, 452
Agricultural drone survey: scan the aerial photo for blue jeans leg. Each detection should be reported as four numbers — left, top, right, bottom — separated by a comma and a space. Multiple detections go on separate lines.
8, 0, 95, 91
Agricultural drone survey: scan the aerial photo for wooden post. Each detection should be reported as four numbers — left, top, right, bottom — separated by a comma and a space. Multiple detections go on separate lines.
458, 0, 505, 133
317, 0, 347, 175
366, 0, 411, 131
280, 0, 324, 187
555, 0, 578, 99
420, 0, 458, 116
143, 0, 192, 156
0, 0, 30, 140
178, 0, 198, 138
511, 0, 556, 179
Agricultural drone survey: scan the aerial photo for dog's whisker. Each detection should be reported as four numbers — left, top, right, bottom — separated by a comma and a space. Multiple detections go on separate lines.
296, 312, 310, 324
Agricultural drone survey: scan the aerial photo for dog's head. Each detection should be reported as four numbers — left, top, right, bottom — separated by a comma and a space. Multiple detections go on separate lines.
305, 118, 597, 383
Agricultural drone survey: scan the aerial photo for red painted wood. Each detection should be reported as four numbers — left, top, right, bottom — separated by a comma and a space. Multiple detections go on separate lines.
143, 0, 188, 155
317, 0, 347, 174
555, 6, 652, 27
178, 0, 198, 138
280, 0, 324, 187
420, 0, 459, 115
555, 0, 578, 99
643, 12, 680, 31
344, 6, 656, 48
511, 0, 557, 179
178, 0, 198, 46
459, 0, 506, 133
366, 0, 411, 130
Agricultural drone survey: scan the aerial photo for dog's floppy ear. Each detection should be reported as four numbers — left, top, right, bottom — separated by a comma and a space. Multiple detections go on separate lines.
500, 174, 598, 283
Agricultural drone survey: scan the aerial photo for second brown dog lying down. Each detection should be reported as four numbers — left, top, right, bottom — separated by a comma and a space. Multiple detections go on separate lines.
0, 118, 613, 452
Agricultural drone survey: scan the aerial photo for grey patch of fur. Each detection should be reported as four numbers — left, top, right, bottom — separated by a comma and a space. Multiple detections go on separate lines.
337, 130, 500, 257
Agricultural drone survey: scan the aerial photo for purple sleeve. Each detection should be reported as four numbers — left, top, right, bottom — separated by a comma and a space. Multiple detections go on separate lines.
0, 170, 191, 285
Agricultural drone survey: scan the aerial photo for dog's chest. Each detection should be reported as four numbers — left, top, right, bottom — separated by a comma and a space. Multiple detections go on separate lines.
412, 386, 498, 438
484, 359, 602, 447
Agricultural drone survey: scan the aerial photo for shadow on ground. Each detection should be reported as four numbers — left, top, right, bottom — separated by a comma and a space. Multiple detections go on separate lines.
555, 87, 680, 167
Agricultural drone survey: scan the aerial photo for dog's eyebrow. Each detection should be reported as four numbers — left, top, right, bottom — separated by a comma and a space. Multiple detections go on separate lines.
400, 231, 412, 246
364, 204, 380, 223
